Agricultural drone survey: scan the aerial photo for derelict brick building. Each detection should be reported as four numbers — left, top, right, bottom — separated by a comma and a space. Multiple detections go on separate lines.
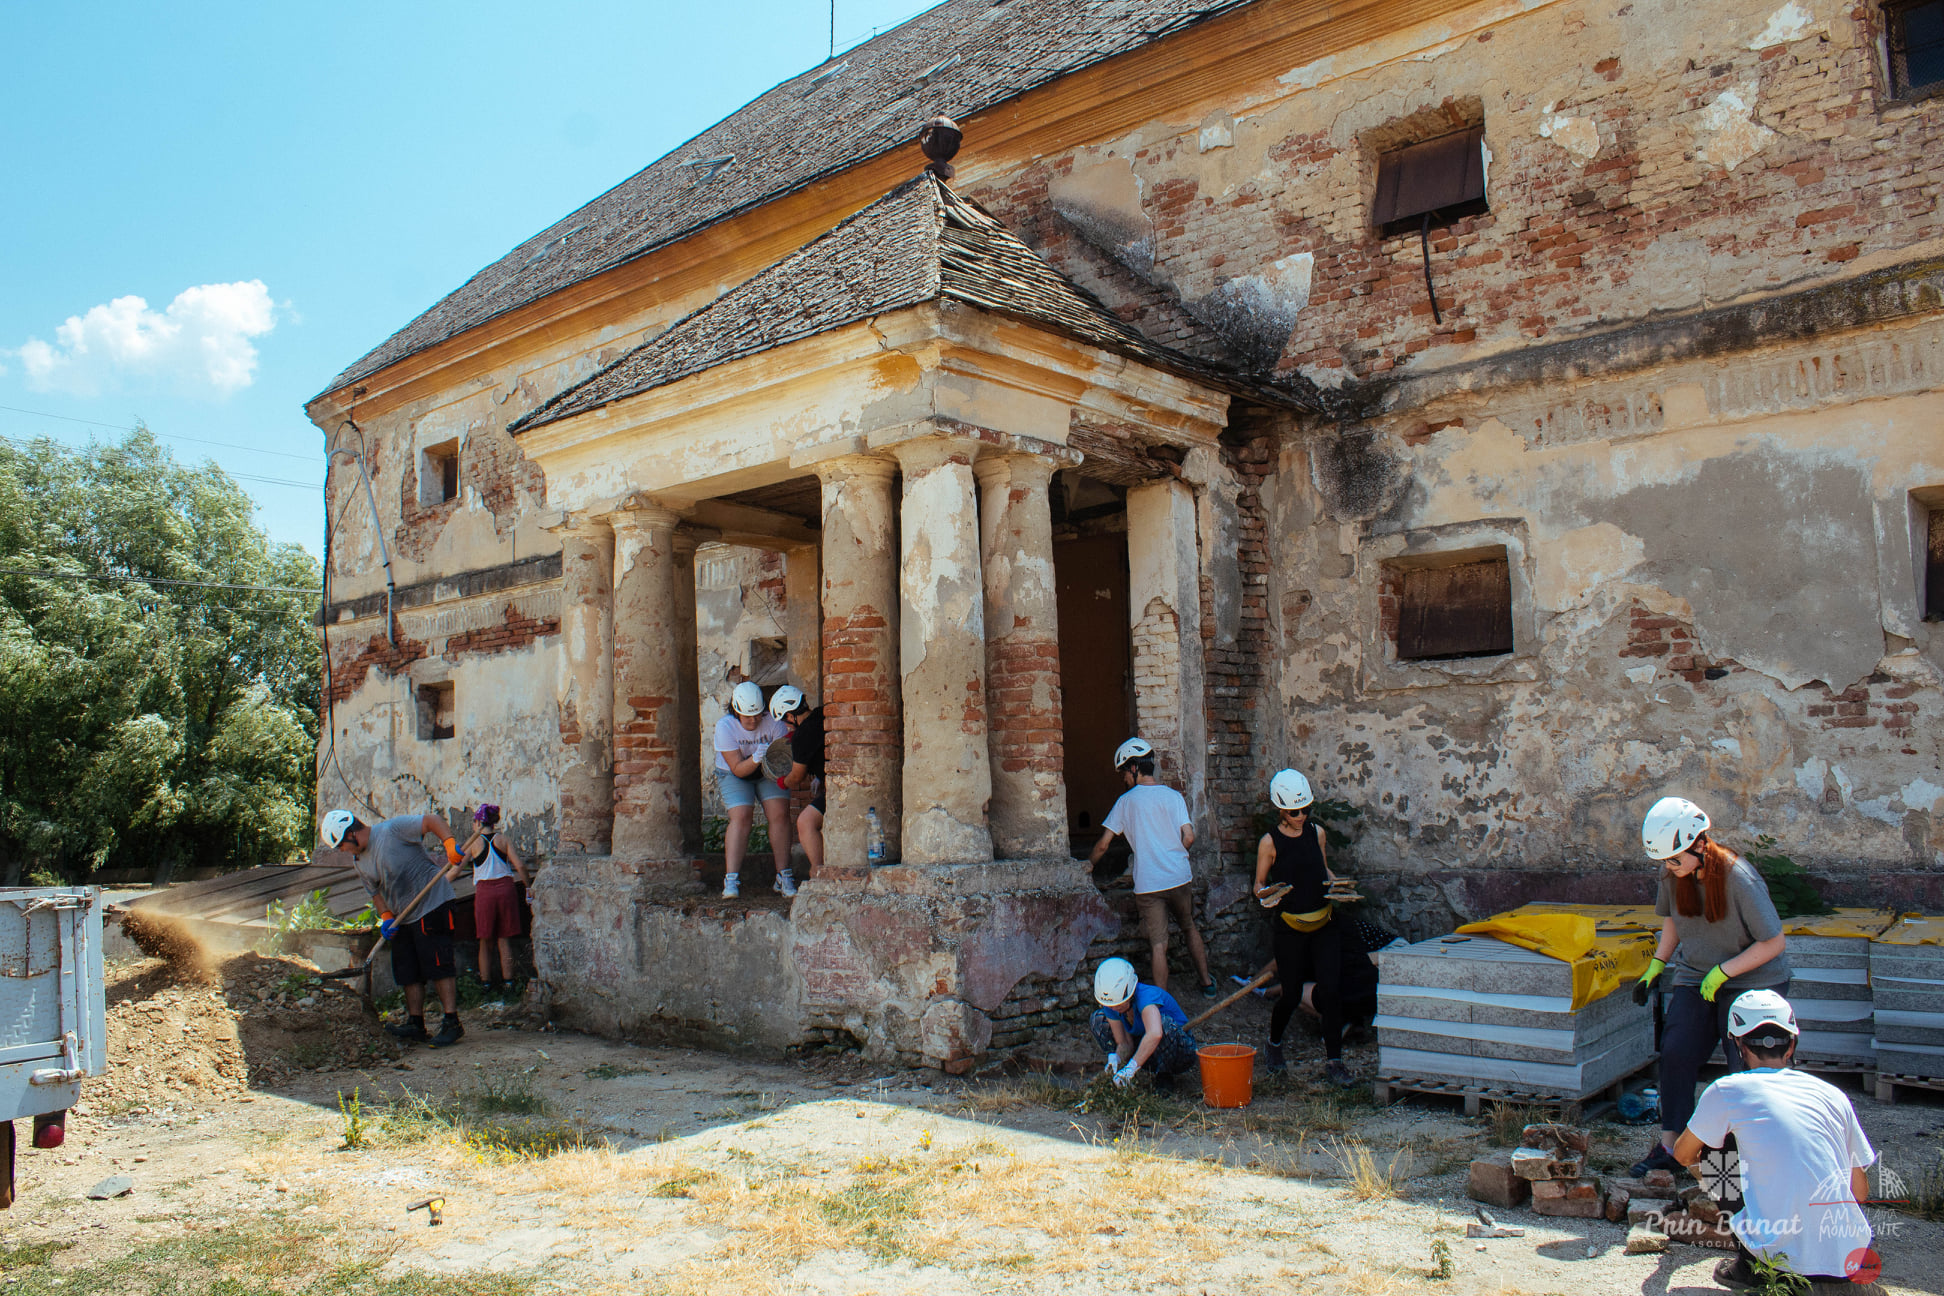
309, 0, 1944, 1067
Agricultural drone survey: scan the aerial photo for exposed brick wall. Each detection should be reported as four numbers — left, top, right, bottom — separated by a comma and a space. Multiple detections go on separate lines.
444, 603, 560, 659
820, 608, 899, 782
394, 423, 547, 562
324, 632, 428, 706
963, 8, 1944, 388
1617, 602, 1746, 683
1807, 675, 1926, 744
1203, 428, 1279, 870
986, 638, 1064, 784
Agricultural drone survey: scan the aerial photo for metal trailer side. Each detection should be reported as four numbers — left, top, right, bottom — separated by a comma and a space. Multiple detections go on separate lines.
0, 888, 108, 1207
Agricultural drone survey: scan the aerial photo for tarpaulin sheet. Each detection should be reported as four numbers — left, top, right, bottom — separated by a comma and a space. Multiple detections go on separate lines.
1454, 909, 1659, 1009
1877, 915, 1944, 946
1510, 902, 1663, 932
1782, 908, 1904, 939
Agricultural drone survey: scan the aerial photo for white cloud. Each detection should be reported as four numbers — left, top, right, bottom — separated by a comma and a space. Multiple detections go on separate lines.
16, 280, 276, 397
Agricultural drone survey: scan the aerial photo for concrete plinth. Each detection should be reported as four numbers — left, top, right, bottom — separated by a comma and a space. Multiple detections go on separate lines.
792, 860, 1115, 1072
894, 437, 992, 865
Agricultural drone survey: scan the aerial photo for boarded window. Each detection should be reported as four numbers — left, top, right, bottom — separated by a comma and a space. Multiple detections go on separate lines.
422, 439, 460, 505
1887, 0, 1944, 100
1927, 505, 1944, 621
416, 682, 455, 741
1372, 126, 1488, 236
1394, 556, 1514, 661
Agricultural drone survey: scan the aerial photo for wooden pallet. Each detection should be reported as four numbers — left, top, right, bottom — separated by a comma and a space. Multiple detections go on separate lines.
1371, 1053, 1658, 1122
1874, 1071, 1944, 1104
1794, 1058, 1877, 1091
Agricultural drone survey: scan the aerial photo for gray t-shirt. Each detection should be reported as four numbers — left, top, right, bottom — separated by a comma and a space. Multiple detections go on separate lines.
352, 814, 455, 920
1653, 855, 1789, 991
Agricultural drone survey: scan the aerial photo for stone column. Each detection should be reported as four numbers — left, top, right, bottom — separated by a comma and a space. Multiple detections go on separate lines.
816, 456, 901, 869
783, 542, 821, 696
893, 437, 993, 864
1127, 478, 1208, 820
975, 453, 1068, 859
671, 529, 704, 855
553, 518, 614, 855
609, 501, 687, 865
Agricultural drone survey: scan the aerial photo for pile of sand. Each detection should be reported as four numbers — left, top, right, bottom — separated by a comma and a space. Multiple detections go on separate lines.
87, 950, 403, 1114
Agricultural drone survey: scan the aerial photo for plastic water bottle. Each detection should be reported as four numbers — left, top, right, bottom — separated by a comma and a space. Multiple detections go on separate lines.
866, 807, 885, 865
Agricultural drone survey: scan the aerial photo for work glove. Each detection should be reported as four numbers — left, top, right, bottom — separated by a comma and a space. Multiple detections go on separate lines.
1700, 964, 1729, 1002
443, 837, 462, 866
379, 917, 398, 942
1632, 958, 1667, 1006
1113, 1061, 1140, 1088
1104, 1057, 1120, 1078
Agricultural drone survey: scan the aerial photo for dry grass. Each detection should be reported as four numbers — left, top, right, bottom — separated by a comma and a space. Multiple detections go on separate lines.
1484, 1100, 1546, 1147
1327, 1138, 1410, 1200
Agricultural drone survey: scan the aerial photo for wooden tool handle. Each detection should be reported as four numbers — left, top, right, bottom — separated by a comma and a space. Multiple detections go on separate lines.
1185, 968, 1275, 1031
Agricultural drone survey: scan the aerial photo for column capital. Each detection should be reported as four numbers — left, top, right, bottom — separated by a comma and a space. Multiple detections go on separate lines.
888, 434, 975, 474
812, 453, 899, 486
609, 497, 682, 531
545, 510, 614, 537
972, 451, 1059, 491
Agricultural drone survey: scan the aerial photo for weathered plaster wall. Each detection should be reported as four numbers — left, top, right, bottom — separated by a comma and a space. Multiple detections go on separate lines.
1264, 322, 1944, 931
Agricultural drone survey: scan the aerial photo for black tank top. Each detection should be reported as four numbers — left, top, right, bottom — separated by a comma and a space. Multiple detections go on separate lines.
1268, 820, 1328, 914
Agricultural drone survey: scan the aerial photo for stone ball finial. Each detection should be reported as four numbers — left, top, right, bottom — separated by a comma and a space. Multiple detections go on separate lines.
919, 116, 962, 180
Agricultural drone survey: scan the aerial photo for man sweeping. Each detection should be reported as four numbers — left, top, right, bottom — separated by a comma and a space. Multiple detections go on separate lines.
321, 809, 466, 1048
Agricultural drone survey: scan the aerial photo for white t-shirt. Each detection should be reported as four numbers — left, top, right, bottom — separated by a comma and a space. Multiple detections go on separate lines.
1103, 782, 1193, 894
1687, 1067, 1874, 1278
714, 713, 786, 773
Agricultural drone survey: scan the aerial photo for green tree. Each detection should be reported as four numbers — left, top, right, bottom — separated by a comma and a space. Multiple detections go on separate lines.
0, 427, 321, 883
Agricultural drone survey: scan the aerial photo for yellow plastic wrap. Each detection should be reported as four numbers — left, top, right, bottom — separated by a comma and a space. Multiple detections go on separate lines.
1509, 901, 1664, 932
1781, 908, 1904, 939
1455, 909, 1661, 1009
1876, 914, 1944, 946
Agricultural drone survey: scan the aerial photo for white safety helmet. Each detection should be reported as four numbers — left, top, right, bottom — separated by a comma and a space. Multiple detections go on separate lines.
1113, 737, 1154, 770
1270, 769, 1314, 811
1093, 956, 1139, 1007
320, 809, 357, 850
1641, 796, 1712, 860
731, 681, 766, 716
1727, 989, 1799, 1044
768, 685, 806, 721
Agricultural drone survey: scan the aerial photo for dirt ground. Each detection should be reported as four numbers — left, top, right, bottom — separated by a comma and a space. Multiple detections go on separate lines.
3, 952, 1942, 1296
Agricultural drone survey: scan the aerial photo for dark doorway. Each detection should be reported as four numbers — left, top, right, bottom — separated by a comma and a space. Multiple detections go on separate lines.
1054, 529, 1133, 856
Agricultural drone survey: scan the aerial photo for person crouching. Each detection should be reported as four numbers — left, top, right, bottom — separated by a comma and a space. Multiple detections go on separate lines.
1088, 956, 1198, 1091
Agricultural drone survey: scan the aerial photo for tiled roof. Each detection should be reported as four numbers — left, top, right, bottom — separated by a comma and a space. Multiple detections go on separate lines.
320, 0, 1263, 396
510, 174, 1322, 432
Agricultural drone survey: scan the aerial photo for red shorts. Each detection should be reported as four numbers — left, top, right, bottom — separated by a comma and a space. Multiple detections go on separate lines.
473, 876, 524, 940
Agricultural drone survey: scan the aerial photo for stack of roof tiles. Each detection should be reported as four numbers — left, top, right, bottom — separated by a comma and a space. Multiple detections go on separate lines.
1871, 915, 1944, 1079
1374, 931, 1657, 1099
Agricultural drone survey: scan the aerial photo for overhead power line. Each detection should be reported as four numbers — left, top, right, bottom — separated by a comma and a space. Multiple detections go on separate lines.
0, 433, 321, 490
0, 566, 320, 595
0, 402, 320, 463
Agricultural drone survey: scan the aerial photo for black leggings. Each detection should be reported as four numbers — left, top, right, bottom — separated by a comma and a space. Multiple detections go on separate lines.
1270, 919, 1344, 1060
1659, 979, 1792, 1134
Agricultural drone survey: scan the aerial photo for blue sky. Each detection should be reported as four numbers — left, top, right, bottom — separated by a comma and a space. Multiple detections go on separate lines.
1, 1, 937, 555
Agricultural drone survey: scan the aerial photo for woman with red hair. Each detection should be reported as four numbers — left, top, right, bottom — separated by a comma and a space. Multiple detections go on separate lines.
1628, 796, 1791, 1179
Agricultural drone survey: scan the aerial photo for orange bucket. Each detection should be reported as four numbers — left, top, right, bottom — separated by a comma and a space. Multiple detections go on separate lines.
1197, 1043, 1257, 1108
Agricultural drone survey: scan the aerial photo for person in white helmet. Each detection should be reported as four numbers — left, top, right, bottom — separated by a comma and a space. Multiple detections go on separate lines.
320, 808, 467, 1047
769, 686, 825, 877
1089, 738, 1216, 999
1253, 768, 1355, 1088
714, 681, 795, 899
1675, 990, 1881, 1292
1088, 956, 1199, 1090
1629, 796, 1791, 1179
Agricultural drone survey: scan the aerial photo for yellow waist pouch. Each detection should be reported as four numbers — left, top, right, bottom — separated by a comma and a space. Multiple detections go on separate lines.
1281, 905, 1333, 933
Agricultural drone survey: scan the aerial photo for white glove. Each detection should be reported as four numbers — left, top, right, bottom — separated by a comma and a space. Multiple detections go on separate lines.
1113, 1060, 1140, 1088
1104, 1057, 1120, 1077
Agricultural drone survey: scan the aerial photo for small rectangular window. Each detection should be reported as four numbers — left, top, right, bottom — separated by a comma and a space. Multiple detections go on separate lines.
1392, 554, 1514, 661
1372, 125, 1488, 236
1887, 0, 1944, 100
1926, 503, 1944, 621
421, 439, 460, 505
416, 682, 455, 741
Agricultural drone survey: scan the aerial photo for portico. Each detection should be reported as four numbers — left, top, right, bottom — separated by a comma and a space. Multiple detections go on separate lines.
509, 174, 1299, 1068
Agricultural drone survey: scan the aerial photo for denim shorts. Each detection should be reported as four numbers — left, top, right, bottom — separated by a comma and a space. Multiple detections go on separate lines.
715, 766, 786, 809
